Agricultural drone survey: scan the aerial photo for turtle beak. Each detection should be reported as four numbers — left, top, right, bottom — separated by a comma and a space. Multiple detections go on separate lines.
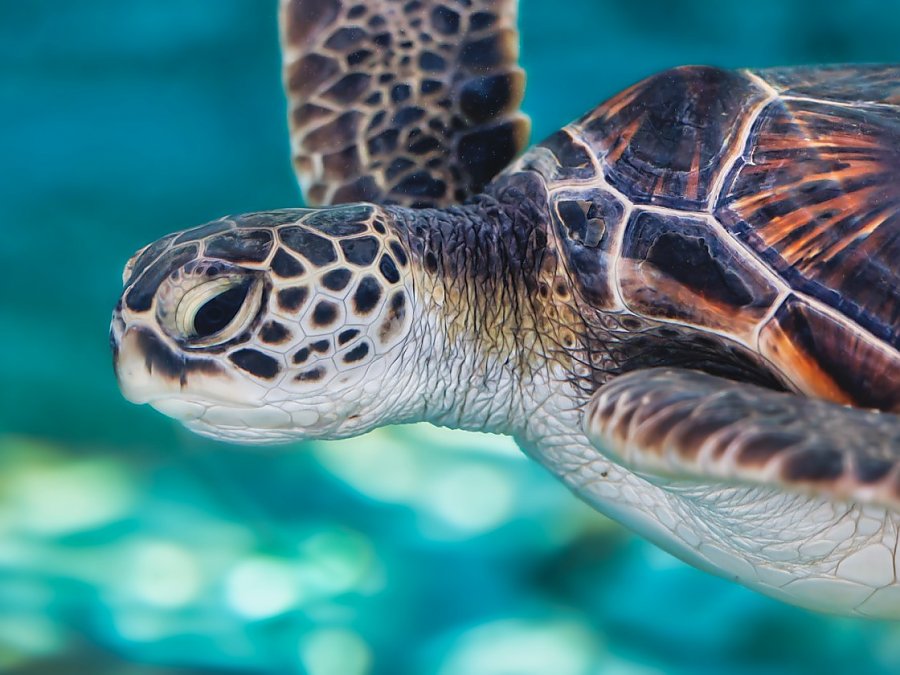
112, 322, 267, 410
114, 325, 190, 404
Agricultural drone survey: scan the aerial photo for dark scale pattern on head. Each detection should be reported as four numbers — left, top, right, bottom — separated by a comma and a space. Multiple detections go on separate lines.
340, 237, 380, 266
204, 230, 273, 263
388, 241, 409, 267
259, 321, 291, 345
378, 255, 400, 284
280, 227, 338, 266
277, 286, 310, 313
292, 346, 310, 364
233, 210, 310, 227
338, 328, 360, 345
173, 220, 232, 245
280, 0, 528, 207
342, 341, 371, 363
125, 234, 178, 286
229, 349, 281, 379
310, 339, 331, 354
352, 276, 383, 314
295, 366, 325, 382
304, 205, 373, 236
322, 267, 352, 291
271, 249, 306, 278
312, 300, 339, 327
126, 245, 199, 312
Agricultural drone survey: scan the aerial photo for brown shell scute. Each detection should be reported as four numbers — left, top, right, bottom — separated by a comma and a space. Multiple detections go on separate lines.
715, 91, 900, 351
578, 66, 769, 210
758, 295, 900, 411
617, 211, 780, 346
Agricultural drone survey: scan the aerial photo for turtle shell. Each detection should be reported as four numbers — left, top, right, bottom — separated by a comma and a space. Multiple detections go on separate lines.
516, 64, 900, 412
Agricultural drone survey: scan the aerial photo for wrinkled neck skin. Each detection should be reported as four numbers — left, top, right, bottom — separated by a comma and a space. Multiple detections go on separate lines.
385, 179, 569, 440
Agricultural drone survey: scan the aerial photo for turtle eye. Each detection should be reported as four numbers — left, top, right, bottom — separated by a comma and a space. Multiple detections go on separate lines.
169, 276, 262, 346
189, 281, 251, 337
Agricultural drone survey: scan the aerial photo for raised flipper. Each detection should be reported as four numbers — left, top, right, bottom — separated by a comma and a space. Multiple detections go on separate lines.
279, 0, 530, 207
583, 368, 900, 511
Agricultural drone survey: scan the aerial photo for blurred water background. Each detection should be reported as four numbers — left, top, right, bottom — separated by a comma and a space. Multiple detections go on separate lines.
2, 1, 900, 673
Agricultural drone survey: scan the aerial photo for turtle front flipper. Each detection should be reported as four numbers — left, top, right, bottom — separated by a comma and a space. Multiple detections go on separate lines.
279, 0, 529, 208
583, 368, 900, 511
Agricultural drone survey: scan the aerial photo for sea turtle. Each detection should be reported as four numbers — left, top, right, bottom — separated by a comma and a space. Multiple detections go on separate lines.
110, 0, 900, 618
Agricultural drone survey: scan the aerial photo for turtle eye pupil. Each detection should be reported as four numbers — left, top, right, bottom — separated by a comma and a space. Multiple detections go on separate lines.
193, 282, 250, 338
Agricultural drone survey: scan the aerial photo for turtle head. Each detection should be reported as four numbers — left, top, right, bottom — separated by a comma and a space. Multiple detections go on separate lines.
111, 205, 418, 444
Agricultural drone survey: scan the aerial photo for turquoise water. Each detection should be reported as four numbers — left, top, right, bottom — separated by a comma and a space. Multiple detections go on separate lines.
2, 1, 900, 672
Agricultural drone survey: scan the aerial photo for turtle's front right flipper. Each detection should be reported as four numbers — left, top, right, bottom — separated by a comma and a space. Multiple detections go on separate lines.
583, 368, 900, 511
280, 0, 529, 208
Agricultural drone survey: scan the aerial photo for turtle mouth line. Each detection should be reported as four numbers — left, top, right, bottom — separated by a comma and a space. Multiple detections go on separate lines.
183, 418, 295, 445
141, 393, 258, 409
126, 386, 266, 412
